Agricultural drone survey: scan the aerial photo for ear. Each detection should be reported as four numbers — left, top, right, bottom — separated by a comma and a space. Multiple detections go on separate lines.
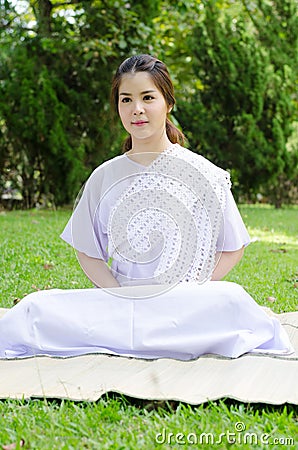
168, 105, 173, 113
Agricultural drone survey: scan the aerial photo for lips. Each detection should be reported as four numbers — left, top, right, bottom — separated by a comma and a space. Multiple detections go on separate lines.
131, 120, 148, 126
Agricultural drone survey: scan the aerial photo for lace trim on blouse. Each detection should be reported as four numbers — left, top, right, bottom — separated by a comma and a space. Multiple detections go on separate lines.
107, 144, 231, 285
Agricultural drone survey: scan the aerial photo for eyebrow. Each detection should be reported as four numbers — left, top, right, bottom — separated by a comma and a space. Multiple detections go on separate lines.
119, 90, 157, 96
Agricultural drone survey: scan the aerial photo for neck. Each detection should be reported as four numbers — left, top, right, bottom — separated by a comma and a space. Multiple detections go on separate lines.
126, 135, 173, 167
129, 133, 172, 155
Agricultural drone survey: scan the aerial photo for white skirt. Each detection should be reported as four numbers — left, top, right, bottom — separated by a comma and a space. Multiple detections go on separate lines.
0, 281, 293, 359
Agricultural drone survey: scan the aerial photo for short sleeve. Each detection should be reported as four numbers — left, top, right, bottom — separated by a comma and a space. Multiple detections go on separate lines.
216, 188, 250, 252
60, 169, 109, 262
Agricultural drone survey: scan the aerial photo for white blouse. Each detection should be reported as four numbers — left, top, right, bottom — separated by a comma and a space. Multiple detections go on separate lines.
61, 145, 250, 286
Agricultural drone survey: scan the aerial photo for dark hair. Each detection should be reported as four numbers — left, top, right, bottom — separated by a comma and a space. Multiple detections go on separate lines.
111, 54, 185, 151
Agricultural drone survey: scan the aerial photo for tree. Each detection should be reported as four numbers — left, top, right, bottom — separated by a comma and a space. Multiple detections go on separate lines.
0, 0, 160, 207
172, 0, 298, 205
1, 0, 297, 207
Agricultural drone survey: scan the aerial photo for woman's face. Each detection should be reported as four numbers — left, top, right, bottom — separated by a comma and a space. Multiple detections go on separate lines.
118, 72, 171, 146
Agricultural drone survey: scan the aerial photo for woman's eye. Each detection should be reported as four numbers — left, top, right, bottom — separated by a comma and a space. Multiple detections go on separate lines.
121, 97, 131, 103
144, 95, 154, 101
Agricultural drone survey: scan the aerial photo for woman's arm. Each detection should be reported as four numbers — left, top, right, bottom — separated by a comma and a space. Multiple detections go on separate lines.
211, 246, 245, 281
76, 251, 120, 288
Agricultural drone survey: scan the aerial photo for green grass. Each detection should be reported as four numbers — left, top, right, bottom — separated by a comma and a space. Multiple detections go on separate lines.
0, 205, 297, 449
228, 205, 298, 313
0, 209, 92, 309
0, 398, 296, 449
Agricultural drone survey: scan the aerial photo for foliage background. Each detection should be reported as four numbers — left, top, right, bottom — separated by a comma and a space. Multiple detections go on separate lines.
0, 0, 297, 208
0, 3, 297, 445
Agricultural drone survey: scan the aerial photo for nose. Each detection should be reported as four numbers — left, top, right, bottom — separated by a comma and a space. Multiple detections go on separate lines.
133, 101, 145, 115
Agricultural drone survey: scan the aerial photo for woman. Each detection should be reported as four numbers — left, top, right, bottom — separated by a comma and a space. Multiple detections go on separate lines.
0, 54, 293, 359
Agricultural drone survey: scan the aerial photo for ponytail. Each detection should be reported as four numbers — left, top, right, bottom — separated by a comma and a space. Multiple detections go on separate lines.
123, 135, 133, 152
166, 118, 185, 146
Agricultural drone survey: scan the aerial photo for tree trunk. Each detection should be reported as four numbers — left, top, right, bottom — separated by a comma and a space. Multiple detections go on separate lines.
36, 0, 53, 36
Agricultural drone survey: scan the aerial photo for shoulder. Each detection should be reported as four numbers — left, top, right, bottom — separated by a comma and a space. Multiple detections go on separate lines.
85, 154, 127, 185
173, 145, 231, 189
90, 154, 127, 177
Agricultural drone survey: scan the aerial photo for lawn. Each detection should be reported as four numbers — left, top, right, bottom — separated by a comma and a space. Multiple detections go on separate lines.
0, 205, 297, 449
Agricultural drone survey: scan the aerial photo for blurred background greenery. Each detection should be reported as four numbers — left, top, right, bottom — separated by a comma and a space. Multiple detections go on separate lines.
0, 0, 297, 209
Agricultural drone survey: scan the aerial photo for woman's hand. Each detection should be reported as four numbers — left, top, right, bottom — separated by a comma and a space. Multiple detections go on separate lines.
76, 251, 120, 288
211, 247, 245, 281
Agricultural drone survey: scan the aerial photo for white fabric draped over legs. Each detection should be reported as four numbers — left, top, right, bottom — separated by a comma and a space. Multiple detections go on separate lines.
0, 281, 293, 359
